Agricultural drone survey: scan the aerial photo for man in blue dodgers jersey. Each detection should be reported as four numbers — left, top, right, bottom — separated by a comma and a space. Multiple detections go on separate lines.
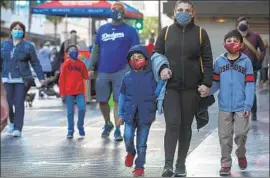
88, 2, 140, 141
209, 30, 255, 176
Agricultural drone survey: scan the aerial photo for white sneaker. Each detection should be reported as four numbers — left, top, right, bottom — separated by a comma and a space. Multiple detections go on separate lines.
13, 130, 22, 137
7, 123, 14, 135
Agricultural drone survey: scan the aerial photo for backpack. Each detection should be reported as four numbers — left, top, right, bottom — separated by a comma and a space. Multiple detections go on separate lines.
164, 26, 204, 73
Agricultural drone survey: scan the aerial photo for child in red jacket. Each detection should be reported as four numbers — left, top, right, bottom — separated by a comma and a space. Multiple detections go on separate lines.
59, 45, 89, 138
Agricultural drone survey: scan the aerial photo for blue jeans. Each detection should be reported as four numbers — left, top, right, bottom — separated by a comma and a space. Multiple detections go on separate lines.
4, 83, 26, 131
65, 94, 86, 132
124, 118, 151, 169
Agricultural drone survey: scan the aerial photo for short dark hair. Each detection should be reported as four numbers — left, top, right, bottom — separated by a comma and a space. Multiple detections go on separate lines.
10, 21, 26, 38
70, 30, 77, 34
66, 45, 78, 53
224, 29, 243, 43
174, 0, 195, 11
236, 16, 249, 25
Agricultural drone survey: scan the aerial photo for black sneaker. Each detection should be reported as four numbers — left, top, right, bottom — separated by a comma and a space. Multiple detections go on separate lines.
174, 164, 186, 177
162, 168, 174, 177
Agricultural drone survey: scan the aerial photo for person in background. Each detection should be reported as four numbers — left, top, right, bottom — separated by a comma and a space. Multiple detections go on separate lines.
58, 30, 78, 65
210, 29, 255, 176
88, 2, 140, 141
236, 16, 265, 121
38, 41, 53, 78
1, 21, 45, 137
59, 45, 89, 138
50, 47, 60, 73
259, 40, 269, 90
146, 37, 155, 55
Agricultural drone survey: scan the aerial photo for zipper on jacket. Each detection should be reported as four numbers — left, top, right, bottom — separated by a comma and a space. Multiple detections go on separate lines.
230, 63, 233, 111
181, 27, 185, 88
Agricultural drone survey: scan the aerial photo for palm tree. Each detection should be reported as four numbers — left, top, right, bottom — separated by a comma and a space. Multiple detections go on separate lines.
45, 16, 64, 45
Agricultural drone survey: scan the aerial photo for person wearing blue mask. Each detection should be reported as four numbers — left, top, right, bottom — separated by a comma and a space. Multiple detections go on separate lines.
154, 0, 214, 176
88, 2, 140, 141
59, 45, 89, 138
1, 21, 45, 137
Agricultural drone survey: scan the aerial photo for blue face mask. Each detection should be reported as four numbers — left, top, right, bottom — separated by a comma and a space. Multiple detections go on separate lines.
11, 29, 24, 39
175, 12, 192, 26
239, 23, 248, 32
111, 10, 123, 21
68, 50, 79, 60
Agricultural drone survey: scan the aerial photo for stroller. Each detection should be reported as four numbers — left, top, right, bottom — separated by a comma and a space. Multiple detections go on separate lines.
39, 72, 60, 98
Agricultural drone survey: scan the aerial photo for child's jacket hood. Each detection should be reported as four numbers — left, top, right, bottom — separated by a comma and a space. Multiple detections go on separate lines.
126, 45, 151, 72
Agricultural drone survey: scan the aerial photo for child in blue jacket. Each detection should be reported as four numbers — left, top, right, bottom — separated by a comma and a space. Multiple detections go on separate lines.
210, 30, 255, 176
118, 45, 157, 177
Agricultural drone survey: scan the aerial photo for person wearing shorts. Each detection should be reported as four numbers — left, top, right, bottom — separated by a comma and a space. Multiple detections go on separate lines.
88, 2, 139, 141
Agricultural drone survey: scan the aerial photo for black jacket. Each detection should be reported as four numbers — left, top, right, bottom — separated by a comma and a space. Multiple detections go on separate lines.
154, 22, 213, 90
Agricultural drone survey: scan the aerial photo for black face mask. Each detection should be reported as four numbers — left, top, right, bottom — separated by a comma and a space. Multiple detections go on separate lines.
239, 23, 248, 32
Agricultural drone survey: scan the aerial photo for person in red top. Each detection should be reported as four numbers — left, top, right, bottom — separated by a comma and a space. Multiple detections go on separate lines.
59, 45, 89, 138
146, 38, 155, 55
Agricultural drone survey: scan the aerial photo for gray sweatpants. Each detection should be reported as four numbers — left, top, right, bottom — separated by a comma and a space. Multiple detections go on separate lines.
218, 111, 250, 167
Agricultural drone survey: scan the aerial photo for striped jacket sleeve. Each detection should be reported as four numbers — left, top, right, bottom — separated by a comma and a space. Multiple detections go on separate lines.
210, 59, 220, 95
244, 59, 255, 111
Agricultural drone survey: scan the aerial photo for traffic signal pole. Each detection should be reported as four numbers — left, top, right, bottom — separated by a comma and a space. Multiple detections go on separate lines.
158, 0, 161, 34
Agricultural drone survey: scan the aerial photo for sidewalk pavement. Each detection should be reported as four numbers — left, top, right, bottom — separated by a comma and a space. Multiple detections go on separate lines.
0, 90, 269, 177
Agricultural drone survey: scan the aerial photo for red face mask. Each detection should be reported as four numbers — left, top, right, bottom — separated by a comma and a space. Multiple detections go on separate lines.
224, 43, 242, 54
129, 58, 147, 70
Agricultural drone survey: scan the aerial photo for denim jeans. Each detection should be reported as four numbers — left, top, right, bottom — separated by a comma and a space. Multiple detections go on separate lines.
65, 94, 86, 132
4, 83, 26, 131
124, 118, 151, 169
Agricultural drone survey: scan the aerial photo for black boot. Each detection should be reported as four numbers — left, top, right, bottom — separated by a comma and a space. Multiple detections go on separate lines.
251, 112, 257, 121
162, 167, 174, 177
162, 160, 174, 177
174, 163, 187, 177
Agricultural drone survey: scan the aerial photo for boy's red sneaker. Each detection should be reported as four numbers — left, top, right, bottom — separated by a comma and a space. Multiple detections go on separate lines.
125, 153, 135, 167
238, 157, 247, 170
133, 168, 144, 177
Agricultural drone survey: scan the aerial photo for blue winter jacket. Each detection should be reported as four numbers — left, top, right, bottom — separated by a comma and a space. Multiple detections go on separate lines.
210, 53, 255, 112
151, 53, 170, 114
118, 45, 157, 124
1, 39, 44, 80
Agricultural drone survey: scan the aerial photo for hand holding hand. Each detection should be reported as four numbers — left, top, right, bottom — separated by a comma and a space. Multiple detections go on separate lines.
198, 85, 210, 97
160, 68, 172, 80
243, 111, 250, 119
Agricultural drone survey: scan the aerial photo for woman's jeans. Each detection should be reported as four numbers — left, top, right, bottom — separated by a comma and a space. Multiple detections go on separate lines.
124, 118, 151, 169
65, 94, 86, 132
4, 83, 26, 131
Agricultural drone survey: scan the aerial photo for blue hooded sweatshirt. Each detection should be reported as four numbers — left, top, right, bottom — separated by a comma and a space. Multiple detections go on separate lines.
118, 45, 157, 124
210, 53, 255, 112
